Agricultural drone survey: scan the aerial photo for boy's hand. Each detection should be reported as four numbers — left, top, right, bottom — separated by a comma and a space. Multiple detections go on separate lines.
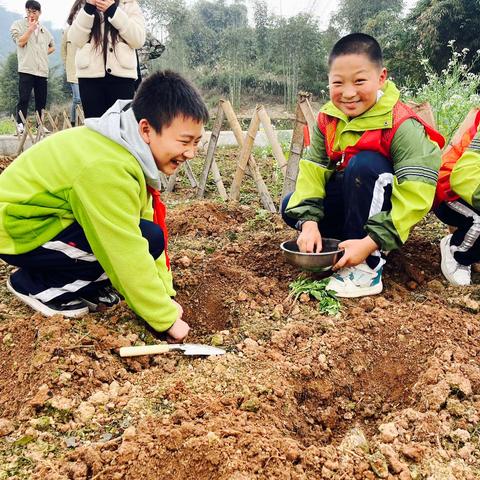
86, 0, 97, 5
166, 300, 189, 342
333, 236, 379, 270
297, 221, 322, 253
167, 319, 190, 343
27, 18, 38, 32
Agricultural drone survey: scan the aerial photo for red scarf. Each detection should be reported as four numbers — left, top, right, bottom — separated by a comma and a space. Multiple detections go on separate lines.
147, 185, 170, 270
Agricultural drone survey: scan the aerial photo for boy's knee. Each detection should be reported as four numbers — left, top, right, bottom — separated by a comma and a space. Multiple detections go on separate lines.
140, 220, 165, 258
346, 151, 392, 178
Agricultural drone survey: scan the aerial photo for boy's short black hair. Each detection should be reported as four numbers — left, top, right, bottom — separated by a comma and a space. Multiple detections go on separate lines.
132, 70, 209, 132
25, 0, 41, 11
328, 33, 383, 68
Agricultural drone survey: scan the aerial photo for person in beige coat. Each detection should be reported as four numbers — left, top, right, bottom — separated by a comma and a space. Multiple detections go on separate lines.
61, 1, 85, 126
10, 1, 55, 133
67, 0, 145, 118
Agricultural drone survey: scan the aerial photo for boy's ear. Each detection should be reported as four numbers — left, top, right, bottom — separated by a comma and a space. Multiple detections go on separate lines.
138, 118, 151, 144
379, 67, 388, 87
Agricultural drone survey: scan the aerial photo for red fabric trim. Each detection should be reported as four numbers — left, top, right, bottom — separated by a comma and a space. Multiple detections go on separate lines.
147, 185, 170, 270
317, 101, 445, 170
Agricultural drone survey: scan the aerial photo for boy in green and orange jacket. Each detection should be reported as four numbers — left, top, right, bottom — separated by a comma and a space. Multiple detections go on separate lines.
282, 33, 444, 298
435, 110, 480, 286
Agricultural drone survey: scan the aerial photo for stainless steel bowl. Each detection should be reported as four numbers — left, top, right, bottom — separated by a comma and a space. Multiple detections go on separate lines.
280, 238, 343, 273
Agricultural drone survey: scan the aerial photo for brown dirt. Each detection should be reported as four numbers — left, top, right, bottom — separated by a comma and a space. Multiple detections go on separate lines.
0, 158, 479, 479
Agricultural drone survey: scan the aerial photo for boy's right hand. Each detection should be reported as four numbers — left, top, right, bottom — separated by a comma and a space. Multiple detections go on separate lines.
297, 221, 323, 253
166, 300, 189, 342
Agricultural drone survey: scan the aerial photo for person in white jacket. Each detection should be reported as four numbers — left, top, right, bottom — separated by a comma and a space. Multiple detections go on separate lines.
68, 0, 145, 118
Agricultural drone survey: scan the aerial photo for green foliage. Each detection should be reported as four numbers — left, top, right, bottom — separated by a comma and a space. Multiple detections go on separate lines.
332, 0, 403, 34
408, 0, 480, 74
0, 53, 19, 115
402, 42, 480, 143
0, 118, 15, 135
289, 276, 341, 316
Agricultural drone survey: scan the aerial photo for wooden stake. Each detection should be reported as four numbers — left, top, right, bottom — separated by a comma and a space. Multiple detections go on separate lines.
63, 111, 72, 129
166, 170, 178, 192
184, 161, 198, 188
257, 106, 287, 176
197, 104, 227, 199
159, 172, 169, 190
230, 108, 261, 201
282, 93, 311, 202
76, 105, 85, 125
44, 110, 59, 133
222, 101, 275, 212
18, 111, 34, 143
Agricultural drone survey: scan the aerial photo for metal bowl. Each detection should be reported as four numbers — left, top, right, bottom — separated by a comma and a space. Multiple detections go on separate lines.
280, 238, 343, 273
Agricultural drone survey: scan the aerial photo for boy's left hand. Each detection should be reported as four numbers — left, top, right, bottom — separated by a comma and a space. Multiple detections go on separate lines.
333, 236, 379, 271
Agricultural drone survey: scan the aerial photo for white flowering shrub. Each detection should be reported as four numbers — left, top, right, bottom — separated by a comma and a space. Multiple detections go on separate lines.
402, 41, 480, 143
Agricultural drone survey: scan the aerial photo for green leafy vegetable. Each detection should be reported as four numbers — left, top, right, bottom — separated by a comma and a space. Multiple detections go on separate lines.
289, 275, 341, 316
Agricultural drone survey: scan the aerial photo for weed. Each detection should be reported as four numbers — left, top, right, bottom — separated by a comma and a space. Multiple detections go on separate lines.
289, 275, 341, 316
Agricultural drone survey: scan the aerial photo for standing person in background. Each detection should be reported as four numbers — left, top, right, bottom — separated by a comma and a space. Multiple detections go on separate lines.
134, 32, 165, 91
68, 0, 145, 119
10, 1, 55, 134
61, 0, 85, 127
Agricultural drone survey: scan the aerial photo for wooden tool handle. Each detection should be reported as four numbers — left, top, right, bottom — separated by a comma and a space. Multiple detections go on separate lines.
119, 344, 170, 357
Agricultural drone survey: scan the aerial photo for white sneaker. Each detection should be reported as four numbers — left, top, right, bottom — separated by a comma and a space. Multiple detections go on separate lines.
440, 234, 471, 286
327, 262, 383, 298
16, 123, 24, 135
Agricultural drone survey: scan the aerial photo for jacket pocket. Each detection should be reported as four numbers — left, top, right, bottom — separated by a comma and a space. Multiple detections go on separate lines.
114, 42, 136, 70
75, 43, 94, 70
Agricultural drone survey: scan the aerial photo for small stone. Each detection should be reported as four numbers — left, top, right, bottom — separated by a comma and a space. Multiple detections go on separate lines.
451, 428, 470, 443
206, 431, 220, 443
401, 444, 425, 462
177, 256, 192, 268
379, 422, 398, 443
0, 418, 14, 437
427, 279, 444, 292
211, 334, 224, 346
406, 280, 418, 290
58, 372, 72, 385
89, 391, 110, 405
109, 381, 120, 398
445, 373, 472, 397
299, 293, 310, 303
339, 427, 370, 453
74, 402, 95, 424
49, 395, 75, 411
368, 451, 389, 478
240, 397, 260, 413
122, 426, 136, 441
238, 292, 248, 301
30, 384, 50, 407
359, 297, 375, 312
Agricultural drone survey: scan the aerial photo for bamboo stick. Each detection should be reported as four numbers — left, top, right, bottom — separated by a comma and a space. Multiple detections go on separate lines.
18, 111, 34, 143
197, 104, 226, 199
166, 170, 178, 192
222, 101, 275, 211
76, 105, 85, 125
184, 160, 198, 188
63, 111, 72, 129
230, 108, 261, 201
159, 172, 169, 190
299, 95, 316, 131
257, 106, 287, 176
210, 160, 228, 200
44, 110, 59, 132
282, 94, 310, 203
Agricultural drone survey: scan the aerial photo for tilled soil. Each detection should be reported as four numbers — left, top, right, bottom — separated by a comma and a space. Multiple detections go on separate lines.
0, 199, 479, 480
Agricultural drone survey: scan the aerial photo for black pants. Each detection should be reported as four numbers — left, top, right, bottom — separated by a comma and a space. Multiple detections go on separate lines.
79, 74, 135, 118
16, 73, 47, 124
0, 220, 164, 303
281, 151, 394, 269
435, 200, 480, 266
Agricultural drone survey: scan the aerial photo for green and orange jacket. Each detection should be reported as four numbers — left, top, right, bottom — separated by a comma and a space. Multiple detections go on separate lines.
436, 112, 480, 210
0, 125, 177, 332
286, 81, 443, 251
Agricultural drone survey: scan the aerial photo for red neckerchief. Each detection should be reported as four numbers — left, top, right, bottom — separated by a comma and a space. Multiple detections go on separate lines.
147, 185, 170, 270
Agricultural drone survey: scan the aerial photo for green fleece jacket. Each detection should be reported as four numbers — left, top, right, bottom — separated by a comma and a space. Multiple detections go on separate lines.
0, 127, 177, 331
450, 127, 480, 211
286, 81, 442, 251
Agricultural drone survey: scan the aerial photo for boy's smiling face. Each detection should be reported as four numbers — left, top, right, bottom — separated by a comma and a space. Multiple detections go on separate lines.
328, 53, 387, 118
139, 116, 204, 176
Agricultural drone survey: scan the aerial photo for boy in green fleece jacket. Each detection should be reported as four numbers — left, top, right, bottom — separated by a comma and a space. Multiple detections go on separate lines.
282, 33, 444, 298
0, 70, 208, 342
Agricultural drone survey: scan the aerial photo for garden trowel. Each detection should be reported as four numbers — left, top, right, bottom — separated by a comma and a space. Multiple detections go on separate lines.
119, 343, 226, 358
